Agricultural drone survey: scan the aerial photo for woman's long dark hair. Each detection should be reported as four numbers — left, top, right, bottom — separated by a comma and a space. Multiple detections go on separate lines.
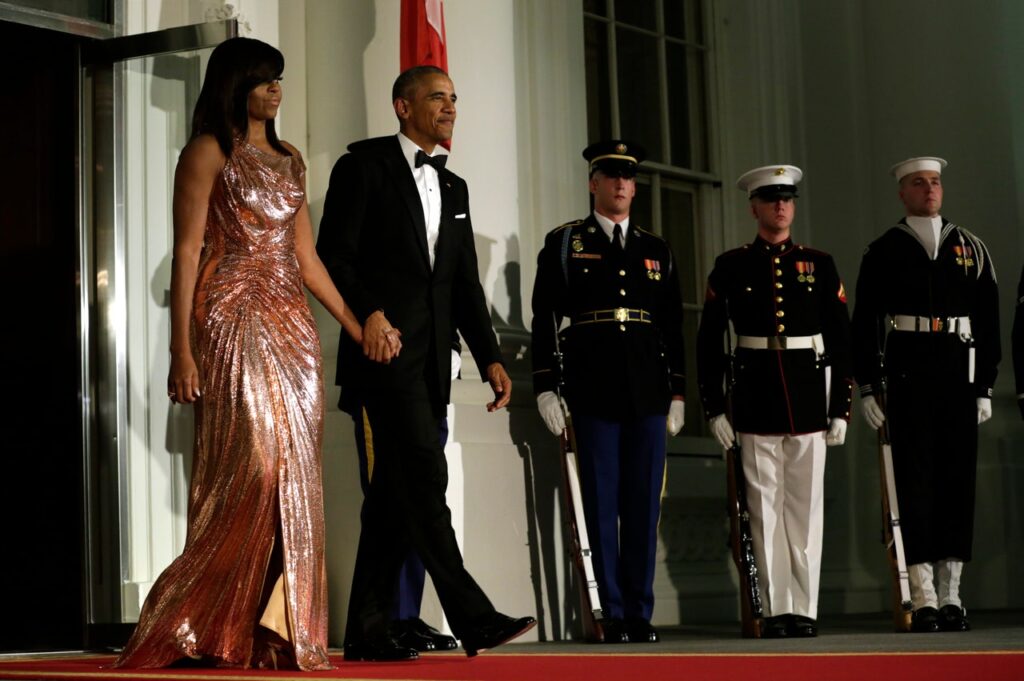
191, 37, 290, 157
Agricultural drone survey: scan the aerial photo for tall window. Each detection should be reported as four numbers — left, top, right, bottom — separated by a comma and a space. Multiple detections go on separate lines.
584, 0, 718, 442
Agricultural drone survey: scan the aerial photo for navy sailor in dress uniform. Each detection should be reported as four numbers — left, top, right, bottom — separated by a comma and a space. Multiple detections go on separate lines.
696, 165, 853, 638
851, 157, 1000, 633
530, 141, 687, 644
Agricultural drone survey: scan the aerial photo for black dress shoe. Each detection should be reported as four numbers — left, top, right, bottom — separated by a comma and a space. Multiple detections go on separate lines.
461, 613, 537, 657
910, 606, 941, 633
343, 635, 419, 662
392, 618, 458, 651
790, 615, 817, 637
596, 618, 630, 643
938, 604, 970, 632
625, 618, 660, 643
762, 616, 790, 638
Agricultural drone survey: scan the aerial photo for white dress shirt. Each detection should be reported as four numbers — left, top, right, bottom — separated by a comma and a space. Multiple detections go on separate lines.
592, 211, 630, 247
397, 132, 448, 268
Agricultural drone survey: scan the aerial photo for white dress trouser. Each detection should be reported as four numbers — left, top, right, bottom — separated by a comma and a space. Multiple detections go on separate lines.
739, 431, 827, 619
909, 559, 964, 610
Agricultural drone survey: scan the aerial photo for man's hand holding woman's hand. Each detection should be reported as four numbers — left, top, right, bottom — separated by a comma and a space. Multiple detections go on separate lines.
363, 310, 402, 363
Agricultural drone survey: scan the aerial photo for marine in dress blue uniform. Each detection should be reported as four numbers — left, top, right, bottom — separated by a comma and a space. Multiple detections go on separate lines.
531, 141, 686, 644
851, 157, 999, 633
696, 165, 853, 638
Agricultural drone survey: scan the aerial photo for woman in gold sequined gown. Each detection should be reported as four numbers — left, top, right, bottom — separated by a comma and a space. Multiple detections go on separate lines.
113, 38, 368, 671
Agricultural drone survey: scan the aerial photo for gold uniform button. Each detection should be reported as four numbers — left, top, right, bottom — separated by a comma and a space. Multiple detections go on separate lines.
774, 257, 781, 264
775, 269, 783, 276
775, 282, 783, 289
777, 324, 785, 333
619, 324, 626, 331
620, 289, 626, 296
583, 267, 589, 273
776, 296, 783, 303
776, 310, 785, 318
619, 269, 626, 276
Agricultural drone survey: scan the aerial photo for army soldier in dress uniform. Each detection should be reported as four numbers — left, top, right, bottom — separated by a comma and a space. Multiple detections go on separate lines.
697, 165, 853, 638
852, 157, 999, 633
531, 140, 686, 644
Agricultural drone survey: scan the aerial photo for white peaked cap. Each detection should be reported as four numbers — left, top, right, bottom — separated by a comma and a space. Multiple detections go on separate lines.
890, 156, 947, 182
736, 165, 803, 197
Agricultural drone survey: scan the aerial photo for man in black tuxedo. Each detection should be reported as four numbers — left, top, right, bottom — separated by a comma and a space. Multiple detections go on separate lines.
317, 65, 535, 662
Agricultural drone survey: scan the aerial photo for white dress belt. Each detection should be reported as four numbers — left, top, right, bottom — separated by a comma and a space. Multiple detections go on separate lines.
890, 314, 972, 338
736, 333, 824, 353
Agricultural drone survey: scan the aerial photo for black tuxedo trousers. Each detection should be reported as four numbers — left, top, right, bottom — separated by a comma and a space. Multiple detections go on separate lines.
344, 381, 495, 640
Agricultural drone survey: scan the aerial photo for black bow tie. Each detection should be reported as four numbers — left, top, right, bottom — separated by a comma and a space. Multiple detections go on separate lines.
415, 149, 447, 172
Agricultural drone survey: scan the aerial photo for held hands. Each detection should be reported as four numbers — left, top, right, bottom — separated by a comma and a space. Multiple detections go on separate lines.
486, 362, 512, 412
709, 413, 735, 450
667, 398, 685, 436
861, 395, 886, 430
977, 397, 992, 425
168, 350, 201, 404
363, 310, 402, 363
536, 390, 567, 436
826, 418, 847, 446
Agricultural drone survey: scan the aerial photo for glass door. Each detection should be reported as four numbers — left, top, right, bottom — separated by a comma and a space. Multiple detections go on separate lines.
80, 19, 235, 647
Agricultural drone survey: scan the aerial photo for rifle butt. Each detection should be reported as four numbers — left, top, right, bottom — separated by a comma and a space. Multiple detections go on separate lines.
560, 427, 605, 642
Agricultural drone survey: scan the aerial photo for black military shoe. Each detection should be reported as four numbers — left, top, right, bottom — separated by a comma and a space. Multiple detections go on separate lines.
391, 617, 458, 652
597, 617, 630, 643
762, 616, 790, 638
938, 605, 970, 632
625, 618, 660, 643
343, 635, 419, 662
790, 615, 818, 637
910, 606, 941, 633
461, 613, 537, 657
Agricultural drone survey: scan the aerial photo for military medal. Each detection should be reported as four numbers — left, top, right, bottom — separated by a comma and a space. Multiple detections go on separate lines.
796, 261, 806, 283
645, 259, 662, 280
954, 244, 964, 266
572, 238, 584, 253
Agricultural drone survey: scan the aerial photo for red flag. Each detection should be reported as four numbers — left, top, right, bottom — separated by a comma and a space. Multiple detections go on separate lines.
400, 0, 448, 73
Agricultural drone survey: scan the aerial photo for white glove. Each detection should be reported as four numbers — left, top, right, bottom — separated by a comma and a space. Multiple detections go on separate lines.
450, 348, 462, 381
826, 417, 847, 446
536, 390, 567, 436
861, 395, 886, 430
977, 397, 992, 424
709, 413, 735, 450
667, 399, 685, 436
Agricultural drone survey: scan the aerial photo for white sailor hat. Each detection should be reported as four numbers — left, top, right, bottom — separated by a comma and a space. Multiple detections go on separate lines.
736, 164, 803, 199
889, 156, 947, 182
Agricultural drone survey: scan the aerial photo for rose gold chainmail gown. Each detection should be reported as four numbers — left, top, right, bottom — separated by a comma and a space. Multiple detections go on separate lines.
114, 140, 332, 670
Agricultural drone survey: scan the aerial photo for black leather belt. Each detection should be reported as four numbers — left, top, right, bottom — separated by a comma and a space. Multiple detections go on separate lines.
572, 308, 651, 325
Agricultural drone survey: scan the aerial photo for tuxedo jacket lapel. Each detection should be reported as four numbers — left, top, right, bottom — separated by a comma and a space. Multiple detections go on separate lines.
384, 139, 431, 269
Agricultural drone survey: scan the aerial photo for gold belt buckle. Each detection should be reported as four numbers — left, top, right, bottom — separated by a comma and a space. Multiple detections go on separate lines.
614, 307, 629, 323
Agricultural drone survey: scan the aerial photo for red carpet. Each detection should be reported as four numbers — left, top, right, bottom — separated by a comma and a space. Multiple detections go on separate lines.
0, 651, 1021, 681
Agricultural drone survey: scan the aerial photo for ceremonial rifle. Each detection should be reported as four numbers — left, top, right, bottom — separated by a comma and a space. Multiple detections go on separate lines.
723, 300, 763, 638
874, 321, 913, 632
552, 315, 604, 642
